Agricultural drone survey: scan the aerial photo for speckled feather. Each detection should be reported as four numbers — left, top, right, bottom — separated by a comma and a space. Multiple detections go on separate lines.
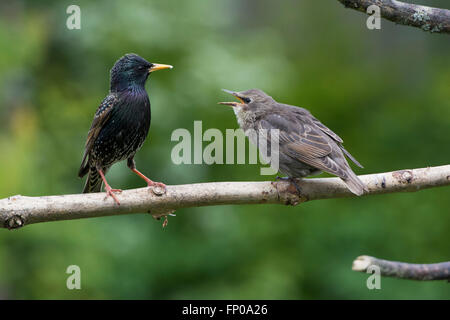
79, 54, 153, 193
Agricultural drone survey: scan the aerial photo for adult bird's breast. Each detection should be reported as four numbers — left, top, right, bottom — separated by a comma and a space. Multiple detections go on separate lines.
93, 89, 151, 166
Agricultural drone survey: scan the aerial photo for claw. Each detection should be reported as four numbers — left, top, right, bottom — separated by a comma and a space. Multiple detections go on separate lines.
148, 181, 166, 196
130, 167, 166, 196
97, 168, 121, 205
105, 186, 122, 205
277, 176, 302, 195
290, 179, 302, 195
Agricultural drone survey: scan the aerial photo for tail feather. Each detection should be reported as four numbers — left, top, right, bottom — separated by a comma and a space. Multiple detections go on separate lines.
340, 145, 364, 168
78, 152, 89, 178
342, 170, 368, 196
83, 167, 103, 193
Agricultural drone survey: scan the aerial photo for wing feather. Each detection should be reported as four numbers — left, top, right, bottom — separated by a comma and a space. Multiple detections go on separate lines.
259, 113, 348, 179
310, 115, 363, 169
78, 93, 118, 177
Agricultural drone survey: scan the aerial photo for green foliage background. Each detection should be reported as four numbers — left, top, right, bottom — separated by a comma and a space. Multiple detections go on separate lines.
0, 0, 449, 299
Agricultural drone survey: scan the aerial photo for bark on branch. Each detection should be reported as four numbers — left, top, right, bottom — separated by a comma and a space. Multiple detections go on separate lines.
352, 255, 450, 281
337, 0, 450, 33
0, 165, 449, 229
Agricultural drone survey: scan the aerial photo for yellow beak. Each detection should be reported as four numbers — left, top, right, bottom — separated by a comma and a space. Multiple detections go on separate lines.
218, 89, 244, 107
149, 63, 173, 72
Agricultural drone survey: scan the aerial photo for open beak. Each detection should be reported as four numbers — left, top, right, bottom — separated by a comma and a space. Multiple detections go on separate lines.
149, 63, 173, 73
218, 89, 244, 107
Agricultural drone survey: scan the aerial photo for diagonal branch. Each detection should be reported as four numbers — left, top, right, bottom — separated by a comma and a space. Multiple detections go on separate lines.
0, 165, 449, 229
337, 0, 450, 33
352, 255, 450, 280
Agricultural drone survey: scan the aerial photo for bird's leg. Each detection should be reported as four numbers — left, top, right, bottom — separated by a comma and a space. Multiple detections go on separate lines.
127, 158, 166, 195
97, 168, 122, 205
132, 168, 166, 189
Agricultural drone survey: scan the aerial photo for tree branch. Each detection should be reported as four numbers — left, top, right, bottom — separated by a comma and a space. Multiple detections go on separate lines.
0, 165, 449, 229
337, 0, 450, 33
352, 255, 450, 280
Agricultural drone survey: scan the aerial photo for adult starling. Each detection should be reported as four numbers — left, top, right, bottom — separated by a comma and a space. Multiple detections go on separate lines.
78, 53, 172, 204
219, 89, 368, 196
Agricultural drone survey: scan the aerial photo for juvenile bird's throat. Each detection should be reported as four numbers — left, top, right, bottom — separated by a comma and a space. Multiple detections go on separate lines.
233, 106, 256, 131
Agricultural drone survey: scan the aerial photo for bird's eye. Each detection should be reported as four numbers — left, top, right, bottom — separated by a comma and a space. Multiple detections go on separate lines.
138, 65, 145, 70
243, 97, 251, 103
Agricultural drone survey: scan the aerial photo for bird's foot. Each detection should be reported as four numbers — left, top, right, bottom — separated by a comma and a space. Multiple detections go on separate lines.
147, 180, 167, 196
275, 177, 302, 195
104, 186, 122, 205
130, 168, 166, 196
288, 178, 302, 195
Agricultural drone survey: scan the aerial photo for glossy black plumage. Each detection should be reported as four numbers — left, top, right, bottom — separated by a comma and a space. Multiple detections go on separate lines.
219, 89, 368, 196
79, 53, 172, 204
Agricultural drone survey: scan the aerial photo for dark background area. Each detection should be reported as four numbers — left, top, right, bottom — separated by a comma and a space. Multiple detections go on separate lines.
0, 0, 449, 299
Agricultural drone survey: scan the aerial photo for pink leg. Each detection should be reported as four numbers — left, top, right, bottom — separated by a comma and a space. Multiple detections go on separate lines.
98, 168, 122, 205
131, 168, 166, 191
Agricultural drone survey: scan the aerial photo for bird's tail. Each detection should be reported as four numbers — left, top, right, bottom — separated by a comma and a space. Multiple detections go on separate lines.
83, 167, 103, 193
342, 169, 368, 196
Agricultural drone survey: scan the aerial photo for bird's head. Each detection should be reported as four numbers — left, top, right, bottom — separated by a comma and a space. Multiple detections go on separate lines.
219, 89, 275, 114
110, 53, 172, 91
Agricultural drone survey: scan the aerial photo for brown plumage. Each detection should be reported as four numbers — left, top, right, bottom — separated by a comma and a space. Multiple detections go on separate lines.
219, 89, 367, 196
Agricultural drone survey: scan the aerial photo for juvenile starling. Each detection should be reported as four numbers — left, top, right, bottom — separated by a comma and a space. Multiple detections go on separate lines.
219, 89, 368, 196
78, 53, 172, 204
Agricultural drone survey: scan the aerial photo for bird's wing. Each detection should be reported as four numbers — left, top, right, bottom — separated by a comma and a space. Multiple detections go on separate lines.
339, 145, 363, 168
259, 113, 349, 179
78, 93, 118, 177
279, 104, 344, 143
310, 114, 363, 168
310, 115, 343, 143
